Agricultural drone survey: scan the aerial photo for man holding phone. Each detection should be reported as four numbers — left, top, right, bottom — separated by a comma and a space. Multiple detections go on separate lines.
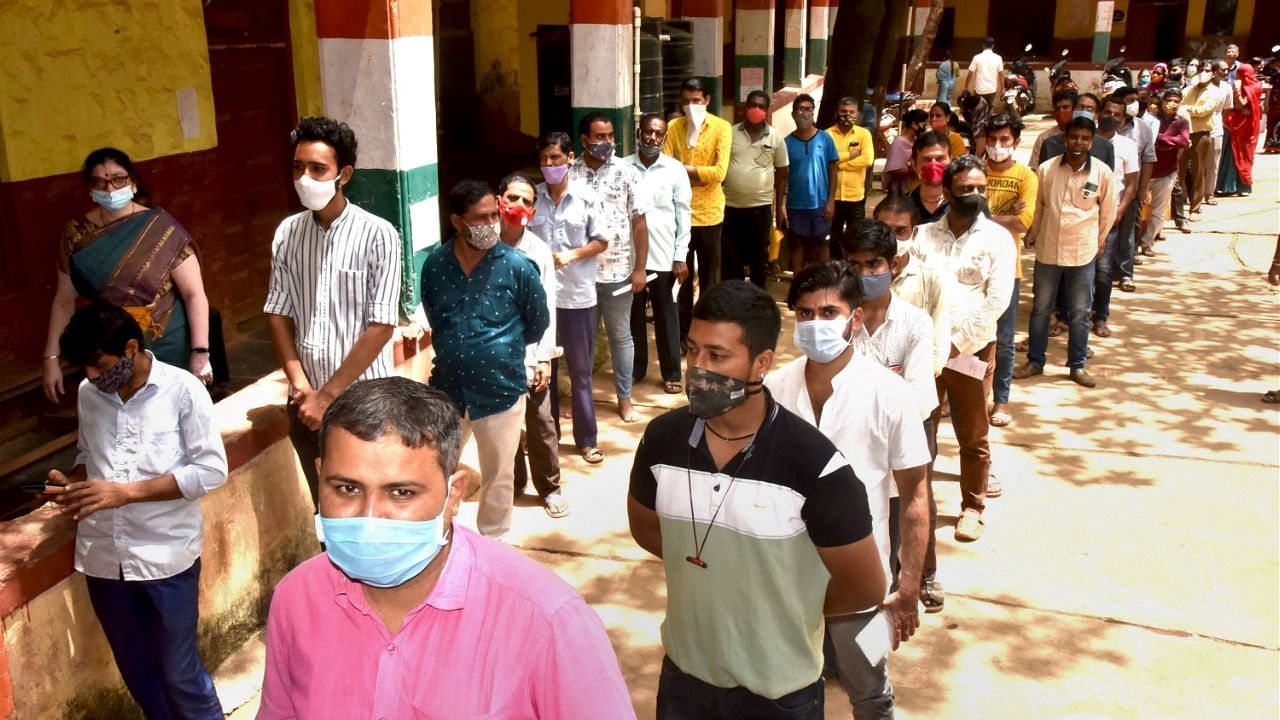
44, 301, 228, 719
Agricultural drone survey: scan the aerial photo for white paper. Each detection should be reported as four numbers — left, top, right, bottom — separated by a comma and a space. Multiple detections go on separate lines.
855, 609, 893, 666
176, 88, 200, 139
611, 273, 659, 296
1094, 1, 1115, 32
944, 353, 988, 381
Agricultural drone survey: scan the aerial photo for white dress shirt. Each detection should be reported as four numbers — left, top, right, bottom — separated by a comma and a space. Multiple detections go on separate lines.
73, 354, 228, 581
914, 213, 1016, 355
624, 152, 692, 272
851, 294, 939, 421
765, 353, 930, 597
513, 228, 557, 377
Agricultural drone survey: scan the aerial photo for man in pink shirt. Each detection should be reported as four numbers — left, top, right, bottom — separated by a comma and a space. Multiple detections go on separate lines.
258, 377, 634, 719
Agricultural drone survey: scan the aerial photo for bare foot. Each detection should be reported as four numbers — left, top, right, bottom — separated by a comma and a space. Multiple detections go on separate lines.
618, 397, 641, 423
559, 406, 571, 420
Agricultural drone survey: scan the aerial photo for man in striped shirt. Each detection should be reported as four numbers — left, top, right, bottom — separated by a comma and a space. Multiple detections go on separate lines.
265, 116, 402, 506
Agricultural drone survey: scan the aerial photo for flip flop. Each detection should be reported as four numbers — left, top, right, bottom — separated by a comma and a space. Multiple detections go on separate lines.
1119, 278, 1135, 292
581, 447, 604, 464
1048, 322, 1067, 338
1263, 390, 1280, 405
663, 381, 682, 394
990, 409, 1012, 427
543, 493, 570, 518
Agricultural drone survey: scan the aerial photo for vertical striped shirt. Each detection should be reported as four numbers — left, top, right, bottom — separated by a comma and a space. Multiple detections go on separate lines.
264, 201, 402, 389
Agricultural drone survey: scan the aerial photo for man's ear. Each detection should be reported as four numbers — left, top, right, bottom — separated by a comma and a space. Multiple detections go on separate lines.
753, 348, 775, 380
447, 469, 469, 511
337, 166, 354, 189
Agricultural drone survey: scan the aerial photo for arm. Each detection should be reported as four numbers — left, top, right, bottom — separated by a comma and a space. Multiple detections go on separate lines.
1117, 171, 1138, 220
519, 264, 551, 348
884, 464, 928, 646
303, 323, 395, 423
1096, 173, 1118, 251
50, 473, 183, 522
696, 121, 733, 187
263, 228, 310, 394
964, 62, 975, 92
952, 230, 1015, 355
851, 128, 875, 169
170, 254, 212, 381
824, 159, 839, 219
628, 213, 651, 293
775, 166, 790, 229
928, 276, 951, 377
266, 314, 312, 394
43, 271, 77, 402
673, 168, 693, 282
627, 495, 663, 558
992, 168, 1038, 235
553, 238, 608, 270
534, 599, 638, 720
817, 537, 888, 616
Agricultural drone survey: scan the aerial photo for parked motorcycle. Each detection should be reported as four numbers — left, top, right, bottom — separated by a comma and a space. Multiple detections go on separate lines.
1103, 46, 1133, 88
1003, 43, 1036, 115
1049, 49, 1075, 94
879, 89, 919, 145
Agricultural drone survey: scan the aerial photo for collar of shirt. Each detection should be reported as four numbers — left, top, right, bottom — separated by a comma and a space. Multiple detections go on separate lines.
1058, 151, 1093, 175
332, 522, 474, 619
733, 122, 774, 143
94, 350, 163, 406
307, 197, 354, 233
928, 210, 1000, 244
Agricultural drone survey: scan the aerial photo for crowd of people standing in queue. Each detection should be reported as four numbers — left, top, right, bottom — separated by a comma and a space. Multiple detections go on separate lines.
31, 33, 1270, 718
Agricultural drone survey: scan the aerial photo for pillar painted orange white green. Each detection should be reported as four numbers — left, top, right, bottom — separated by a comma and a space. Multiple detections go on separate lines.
807, 0, 834, 76
782, 0, 807, 87
735, 0, 775, 103
571, 0, 634, 154
314, 0, 438, 316
683, 0, 725, 113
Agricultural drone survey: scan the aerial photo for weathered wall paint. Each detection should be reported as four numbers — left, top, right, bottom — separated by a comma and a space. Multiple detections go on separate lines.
288, 0, 326, 118
518, 0, 571, 138
1054, 0, 1097, 40
0, 0, 217, 182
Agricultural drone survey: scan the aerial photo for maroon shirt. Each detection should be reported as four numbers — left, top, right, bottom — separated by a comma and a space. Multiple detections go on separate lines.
1152, 113, 1191, 178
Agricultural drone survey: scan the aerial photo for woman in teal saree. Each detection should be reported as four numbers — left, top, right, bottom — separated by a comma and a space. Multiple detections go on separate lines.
42, 148, 212, 402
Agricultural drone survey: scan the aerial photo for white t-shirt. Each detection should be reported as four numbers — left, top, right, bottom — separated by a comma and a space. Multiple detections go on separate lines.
1108, 132, 1140, 201
765, 353, 931, 599
968, 49, 1004, 95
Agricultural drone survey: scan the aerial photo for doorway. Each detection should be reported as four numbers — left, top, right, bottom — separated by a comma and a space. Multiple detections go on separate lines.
1125, 0, 1188, 61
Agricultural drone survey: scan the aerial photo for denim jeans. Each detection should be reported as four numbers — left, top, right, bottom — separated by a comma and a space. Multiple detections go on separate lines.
85, 559, 223, 720
826, 612, 895, 720
551, 306, 597, 449
657, 656, 824, 720
993, 278, 1020, 405
937, 78, 954, 105
1114, 199, 1138, 281
1093, 209, 1133, 323
597, 280, 635, 399
1028, 261, 1095, 370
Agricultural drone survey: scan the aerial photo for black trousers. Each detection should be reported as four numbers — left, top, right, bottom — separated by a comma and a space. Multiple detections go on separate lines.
514, 386, 561, 499
632, 270, 682, 383
678, 224, 723, 341
828, 199, 866, 259
721, 205, 772, 288
286, 402, 321, 508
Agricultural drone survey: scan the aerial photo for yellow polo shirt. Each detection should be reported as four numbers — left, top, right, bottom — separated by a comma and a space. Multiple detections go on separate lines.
826, 124, 875, 202
664, 113, 733, 226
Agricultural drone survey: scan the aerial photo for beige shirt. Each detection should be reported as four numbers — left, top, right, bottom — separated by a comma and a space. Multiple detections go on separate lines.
914, 214, 1016, 355
892, 259, 950, 376
1031, 155, 1118, 268
724, 122, 789, 208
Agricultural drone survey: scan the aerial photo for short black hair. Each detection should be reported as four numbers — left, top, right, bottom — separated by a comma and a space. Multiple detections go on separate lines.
943, 154, 987, 192
745, 90, 770, 106
496, 173, 535, 195
638, 111, 665, 130
448, 179, 494, 216
81, 147, 137, 185
1161, 88, 1183, 102
537, 131, 574, 155
983, 36, 995, 49
931, 100, 953, 115
291, 116, 358, 169
984, 112, 1024, 140
1101, 94, 1127, 111
844, 220, 899, 266
794, 93, 816, 110
913, 130, 952, 156
692, 281, 781, 357
320, 377, 463, 480
681, 77, 708, 97
1076, 92, 1102, 109
577, 111, 613, 138
1066, 116, 1096, 136
902, 108, 929, 126
60, 301, 146, 367
873, 192, 920, 226
837, 95, 859, 107
1052, 89, 1080, 106
786, 261, 863, 312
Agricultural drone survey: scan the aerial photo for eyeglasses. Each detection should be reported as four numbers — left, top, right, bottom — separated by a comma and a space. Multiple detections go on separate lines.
88, 175, 131, 191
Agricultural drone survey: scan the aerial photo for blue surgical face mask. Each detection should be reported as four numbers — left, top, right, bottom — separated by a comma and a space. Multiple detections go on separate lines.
1072, 109, 1095, 122
794, 316, 852, 364
860, 270, 892, 301
91, 185, 134, 212
317, 486, 452, 588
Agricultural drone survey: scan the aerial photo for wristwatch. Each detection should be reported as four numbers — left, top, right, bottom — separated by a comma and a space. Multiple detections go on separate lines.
191, 347, 210, 354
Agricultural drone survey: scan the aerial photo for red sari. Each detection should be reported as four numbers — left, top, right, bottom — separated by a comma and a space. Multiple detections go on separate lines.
1223, 62, 1262, 186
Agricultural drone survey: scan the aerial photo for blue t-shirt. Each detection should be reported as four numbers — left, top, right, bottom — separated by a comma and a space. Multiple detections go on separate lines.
784, 131, 839, 210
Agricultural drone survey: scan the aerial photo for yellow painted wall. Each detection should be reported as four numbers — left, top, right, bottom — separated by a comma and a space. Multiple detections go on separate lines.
949, 0, 989, 38
1112, 0, 1131, 37
1185, 0, 1207, 35
474, 0, 522, 130
1234, 0, 1254, 35
1053, 0, 1096, 39
289, 0, 325, 118
517, 0, 571, 138
0, 0, 218, 183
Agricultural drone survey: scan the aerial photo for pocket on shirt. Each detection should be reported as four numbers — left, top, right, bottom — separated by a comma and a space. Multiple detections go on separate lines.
956, 259, 987, 285
139, 428, 184, 477
1069, 191, 1098, 212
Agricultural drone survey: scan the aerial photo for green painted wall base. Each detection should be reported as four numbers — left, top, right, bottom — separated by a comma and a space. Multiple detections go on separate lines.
806, 38, 827, 76
343, 163, 440, 316
783, 46, 804, 87
735, 54, 774, 101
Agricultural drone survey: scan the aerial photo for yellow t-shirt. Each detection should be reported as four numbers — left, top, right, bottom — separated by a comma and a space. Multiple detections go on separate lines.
663, 113, 733, 226
826, 125, 876, 202
986, 161, 1038, 280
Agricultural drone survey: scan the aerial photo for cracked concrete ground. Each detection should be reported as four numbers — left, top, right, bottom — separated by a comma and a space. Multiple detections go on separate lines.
222, 127, 1279, 719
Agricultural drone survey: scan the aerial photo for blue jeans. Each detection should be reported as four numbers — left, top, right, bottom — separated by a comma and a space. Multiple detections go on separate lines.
1093, 225, 1122, 322
84, 559, 222, 720
937, 78, 954, 105
993, 278, 1020, 405
597, 280, 635, 399
657, 656, 824, 720
826, 612, 895, 719
1028, 261, 1094, 370
551, 306, 598, 449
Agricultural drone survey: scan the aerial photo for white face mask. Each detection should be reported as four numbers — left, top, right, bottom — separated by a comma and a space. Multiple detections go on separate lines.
294, 174, 339, 211
684, 103, 708, 126
1125, 101, 1140, 117
986, 144, 1014, 163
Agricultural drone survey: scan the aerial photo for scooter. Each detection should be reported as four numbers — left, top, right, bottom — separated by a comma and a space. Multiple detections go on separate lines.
1003, 43, 1036, 115
1258, 45, 1280, 153
878, 89, 919, 145
1049, 49, 1075, 94
1103, 46, 1133, 88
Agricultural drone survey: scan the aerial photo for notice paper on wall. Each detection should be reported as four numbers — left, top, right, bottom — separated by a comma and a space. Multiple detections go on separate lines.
944, 353, 989, 381
176, 88, 200, 140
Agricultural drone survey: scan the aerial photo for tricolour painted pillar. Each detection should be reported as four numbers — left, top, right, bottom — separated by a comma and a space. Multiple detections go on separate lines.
782, 0, 807, 87
735, 0, 775, 103
683, 0, 726, 114
314, 0, 438, 318
571, 0, 634, 155
806, 0, 833, 76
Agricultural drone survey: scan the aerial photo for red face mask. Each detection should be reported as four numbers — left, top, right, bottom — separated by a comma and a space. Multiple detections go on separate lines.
499, 199, 534, 227
919, 160, 947, 185
746, 106, 768, 124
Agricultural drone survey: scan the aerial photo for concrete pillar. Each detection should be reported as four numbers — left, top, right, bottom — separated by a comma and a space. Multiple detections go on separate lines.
571, 0, 634, 154
314, 0, 438, 317
735, 0, 776, 103
683, 0, 726, 113
782, 0, 807, 87
806, 0, 833, 76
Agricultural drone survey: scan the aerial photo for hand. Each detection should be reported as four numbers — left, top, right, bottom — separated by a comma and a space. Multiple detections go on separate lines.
1023, 230, 1037, 248
49, 479, 129, 521
533, 362, 551, 393
398, 322, 425, 342
881, 590, 921, 650
553, 251, 575, 270
777, 207, 789, 232
673, 261, 689, 284
949, 343, 962, 359
1012, 198, 1027, 214
189, 353, 213, 385
848, 144, 862, 159
628, 268, 648, 294
1269, 261, 1280, 287
1097, 238, 1107, 256
297, 388, 334, 431
42, 356, 65, 403
823, 200, 836, 221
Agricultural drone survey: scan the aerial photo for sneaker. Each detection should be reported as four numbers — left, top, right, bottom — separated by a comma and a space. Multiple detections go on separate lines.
955, 508, 984, 542
986, 473, 1003, 498
921, 576, 945, 613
